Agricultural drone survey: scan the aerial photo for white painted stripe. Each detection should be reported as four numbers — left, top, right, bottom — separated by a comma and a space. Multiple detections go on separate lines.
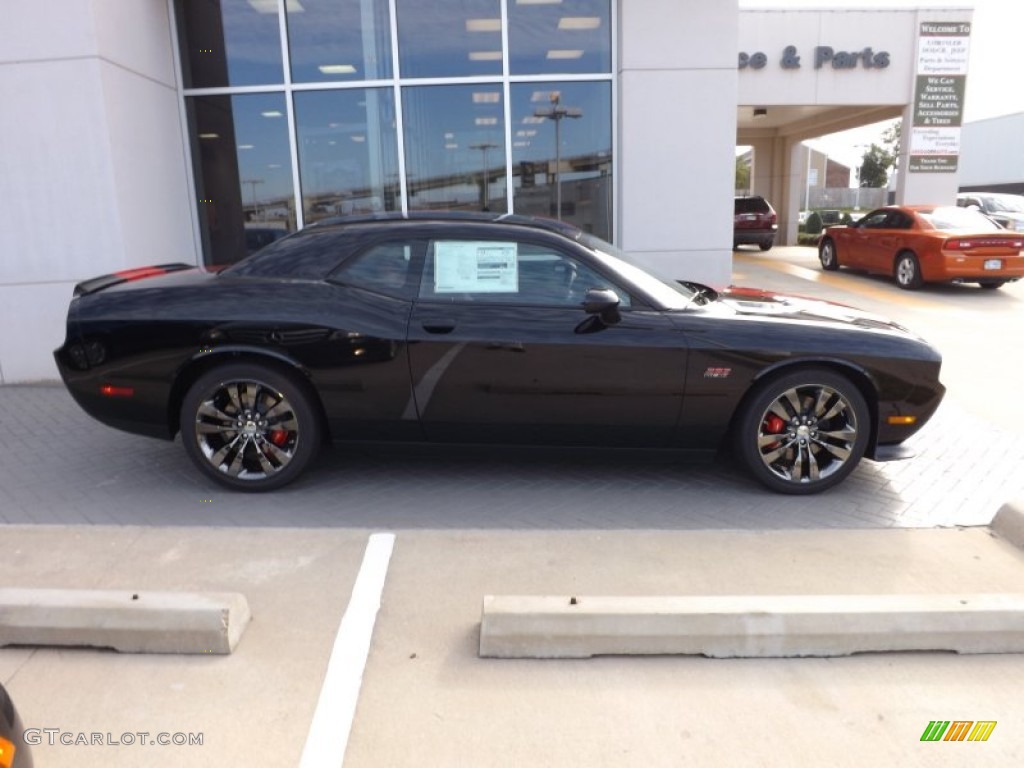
299, 533, 396, 768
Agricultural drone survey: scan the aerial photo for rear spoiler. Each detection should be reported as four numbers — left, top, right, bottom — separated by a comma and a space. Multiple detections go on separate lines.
73, 263, 196, 297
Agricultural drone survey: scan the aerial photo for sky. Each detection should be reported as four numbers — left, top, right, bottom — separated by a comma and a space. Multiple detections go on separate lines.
739, 0, 1023, 169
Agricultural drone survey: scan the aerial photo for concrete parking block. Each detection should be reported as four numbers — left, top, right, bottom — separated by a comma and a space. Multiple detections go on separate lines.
479, 593, 1024, 658
0, 588, 251, 654
992, 499, 1024, 549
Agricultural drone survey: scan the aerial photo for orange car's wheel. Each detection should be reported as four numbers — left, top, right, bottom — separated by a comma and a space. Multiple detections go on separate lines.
979, 281, 1006, 290
894, 251, 923, 290
818, 239, 839, 271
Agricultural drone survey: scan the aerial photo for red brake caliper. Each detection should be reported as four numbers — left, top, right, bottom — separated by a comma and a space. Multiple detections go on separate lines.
763, 414, 786, 449
269, 430, 289, 447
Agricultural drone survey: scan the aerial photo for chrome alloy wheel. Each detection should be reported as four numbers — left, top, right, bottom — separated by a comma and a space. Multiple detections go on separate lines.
819, 240, 837, 270
755, 383, 859, 484
194, 379, 300, 481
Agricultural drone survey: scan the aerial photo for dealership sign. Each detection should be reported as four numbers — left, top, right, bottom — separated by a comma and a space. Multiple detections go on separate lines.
909, 22, 970, 173
739, 45, 890, 70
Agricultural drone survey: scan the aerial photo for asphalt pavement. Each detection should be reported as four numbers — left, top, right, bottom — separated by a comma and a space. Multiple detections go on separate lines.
1, 246, 1022, 767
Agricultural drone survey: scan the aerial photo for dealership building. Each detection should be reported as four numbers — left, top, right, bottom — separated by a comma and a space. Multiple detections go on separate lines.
1, 1, 972, 383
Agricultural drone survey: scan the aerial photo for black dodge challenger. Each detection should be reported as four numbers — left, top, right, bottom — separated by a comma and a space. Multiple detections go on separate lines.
54, 213, 945, 494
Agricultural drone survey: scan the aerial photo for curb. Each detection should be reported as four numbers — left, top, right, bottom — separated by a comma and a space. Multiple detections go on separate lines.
479, 593, 1024, 659
0, 588, 251, 654
990, 499, 1024, 549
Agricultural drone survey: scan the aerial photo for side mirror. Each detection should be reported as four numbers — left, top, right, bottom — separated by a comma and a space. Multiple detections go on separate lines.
582, 287, 621, 325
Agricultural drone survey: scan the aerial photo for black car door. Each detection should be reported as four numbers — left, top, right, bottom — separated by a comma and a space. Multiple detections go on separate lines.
313, 238, 426, 441
406, 234, 688, 447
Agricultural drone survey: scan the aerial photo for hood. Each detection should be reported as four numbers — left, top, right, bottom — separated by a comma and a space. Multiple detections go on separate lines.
715, 285, 916, 335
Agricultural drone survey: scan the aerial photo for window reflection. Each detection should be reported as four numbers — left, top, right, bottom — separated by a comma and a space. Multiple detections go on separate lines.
176, 0, 284, 88
396, 0, 502, 78
187, 93, 295, 265
287, 0, 392, 82
294, 89, 401, 224
511, 82, 611, 238
508, 0, 611, 75
403, 85, 507, 213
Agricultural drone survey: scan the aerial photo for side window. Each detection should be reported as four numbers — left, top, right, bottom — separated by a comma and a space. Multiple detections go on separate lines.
889, 212, 914, 230
330, 240, 423, 299
418, 239, 630, 308
861, 212, 890, 229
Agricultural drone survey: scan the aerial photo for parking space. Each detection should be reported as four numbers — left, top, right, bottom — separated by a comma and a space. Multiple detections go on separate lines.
1, 526, 371, 767
4, 526, 1023, 766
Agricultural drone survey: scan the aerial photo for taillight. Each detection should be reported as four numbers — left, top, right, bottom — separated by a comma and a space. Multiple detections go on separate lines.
945, 237, 1023, 250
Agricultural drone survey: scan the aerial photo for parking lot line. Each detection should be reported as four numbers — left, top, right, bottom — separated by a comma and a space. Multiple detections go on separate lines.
300, 532, 396, 768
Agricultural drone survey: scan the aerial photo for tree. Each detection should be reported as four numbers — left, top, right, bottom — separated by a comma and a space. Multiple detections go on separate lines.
858, 120, 901, 188
858, 143, 895, 188
735, 154, 751, 192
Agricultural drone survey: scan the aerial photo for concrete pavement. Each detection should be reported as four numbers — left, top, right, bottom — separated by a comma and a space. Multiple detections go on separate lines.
1, 525, 1022, 766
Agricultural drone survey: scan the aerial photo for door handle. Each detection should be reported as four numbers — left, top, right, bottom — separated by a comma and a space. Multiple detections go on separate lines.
421, 319, 456, 334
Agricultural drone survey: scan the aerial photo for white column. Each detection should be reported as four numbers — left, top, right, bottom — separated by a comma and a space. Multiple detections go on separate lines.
618, 1, 738, 286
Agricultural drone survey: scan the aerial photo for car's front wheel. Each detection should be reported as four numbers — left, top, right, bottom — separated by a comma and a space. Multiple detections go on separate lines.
735, 369, 870, 494
818, 239, 839, 271
180, 362, 321, 491
894, 252, 923, 290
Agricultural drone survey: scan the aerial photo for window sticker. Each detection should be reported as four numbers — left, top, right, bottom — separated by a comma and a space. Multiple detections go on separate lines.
434, 241, 518, 293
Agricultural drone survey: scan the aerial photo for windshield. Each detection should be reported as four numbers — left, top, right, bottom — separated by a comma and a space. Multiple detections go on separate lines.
983, 195, 1024, 214
919, 206, 1003, 232
578, 232, 698, 309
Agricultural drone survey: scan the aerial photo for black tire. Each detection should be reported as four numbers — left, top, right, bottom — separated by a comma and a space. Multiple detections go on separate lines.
759, 239, 774, 252
894, 252, 923, 290
818, 238, 839, 271
180, 362, 320, 491
734, 368, 870, 495
979, 281, 1006, 290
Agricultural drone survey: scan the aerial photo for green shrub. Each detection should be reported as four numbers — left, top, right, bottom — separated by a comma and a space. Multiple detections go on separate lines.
797, 233, 821, 247
805, 211, 823, 235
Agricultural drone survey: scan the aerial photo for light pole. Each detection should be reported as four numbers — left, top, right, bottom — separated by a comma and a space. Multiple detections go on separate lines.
534, 93, 581, 219
242, 178, 264, 220
469, 142, 498, 210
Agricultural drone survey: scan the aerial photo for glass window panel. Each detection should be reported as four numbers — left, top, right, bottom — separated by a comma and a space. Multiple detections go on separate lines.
403, 85, 507, 214
510, 82, 612, 239
332, 240, 425, 299
176, 0, 284, 88
508, 0, 611, 75
396, 0, 502, 79
294, 89, 401, 224
187, 93, 296, 265
287, 0, 393, 83
419, 240, 628, 306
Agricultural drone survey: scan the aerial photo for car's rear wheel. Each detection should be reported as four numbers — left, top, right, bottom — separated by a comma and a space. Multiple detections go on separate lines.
818, 239, 839, 271
759, 239, 774, 252
894, 252, 923, 290
735, 369, 870, 495
181, 362, 320, 491
978, 281, 1006, 290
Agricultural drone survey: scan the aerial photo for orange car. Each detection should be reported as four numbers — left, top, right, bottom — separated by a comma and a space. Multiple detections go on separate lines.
817, 205, 1024, 290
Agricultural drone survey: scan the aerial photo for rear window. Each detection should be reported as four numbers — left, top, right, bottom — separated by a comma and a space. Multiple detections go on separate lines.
735, 197, 770, 214
918, 206, 1002, 232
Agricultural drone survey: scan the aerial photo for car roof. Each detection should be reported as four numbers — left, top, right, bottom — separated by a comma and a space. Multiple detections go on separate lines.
306, 210, 583, 239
